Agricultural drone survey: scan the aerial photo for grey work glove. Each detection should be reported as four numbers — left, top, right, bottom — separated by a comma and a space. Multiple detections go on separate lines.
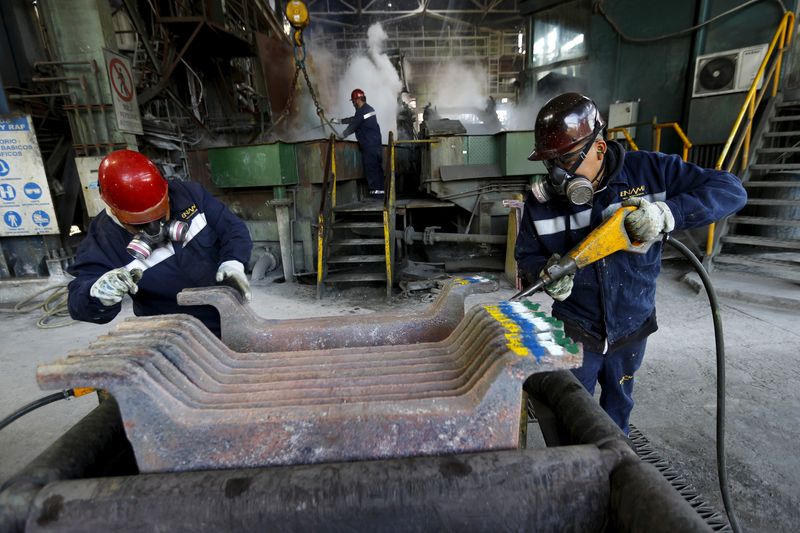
622, 197, 675, 242
90, 267, 141, 306
541, 254, 574, 302
216, 260, 252, 303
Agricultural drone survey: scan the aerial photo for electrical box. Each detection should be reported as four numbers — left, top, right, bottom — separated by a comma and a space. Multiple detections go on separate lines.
608, 101, 639, 140
75, 156, 106, 217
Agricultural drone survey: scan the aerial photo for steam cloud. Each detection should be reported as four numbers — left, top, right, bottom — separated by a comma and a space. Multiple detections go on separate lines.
278, 23, 401, 143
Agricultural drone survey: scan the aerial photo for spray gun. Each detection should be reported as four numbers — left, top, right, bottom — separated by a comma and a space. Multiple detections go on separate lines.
510, 206, 655, 301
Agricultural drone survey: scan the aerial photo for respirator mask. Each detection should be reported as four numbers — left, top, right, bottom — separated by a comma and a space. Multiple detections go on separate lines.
530, 128, 602, 206
126, 218, 188, 261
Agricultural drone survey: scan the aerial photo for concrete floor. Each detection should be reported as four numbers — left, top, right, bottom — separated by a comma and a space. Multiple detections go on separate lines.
0, 264, 798, 531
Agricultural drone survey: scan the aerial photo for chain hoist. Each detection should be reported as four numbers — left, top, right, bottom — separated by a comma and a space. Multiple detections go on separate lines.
283, 0, 338, 136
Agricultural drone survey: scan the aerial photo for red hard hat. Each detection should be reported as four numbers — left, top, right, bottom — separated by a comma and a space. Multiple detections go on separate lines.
351, 88, 365, 102
98, 150, 169, 225
529, 92, 606, 161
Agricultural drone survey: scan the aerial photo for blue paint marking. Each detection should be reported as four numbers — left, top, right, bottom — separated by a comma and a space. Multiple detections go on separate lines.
32, 210, 51, 227
0, 159, 9, 177
23, 182, 43, 200
498, 301, 545, 361
0, 183, 16, 201
3, 211, 22, 228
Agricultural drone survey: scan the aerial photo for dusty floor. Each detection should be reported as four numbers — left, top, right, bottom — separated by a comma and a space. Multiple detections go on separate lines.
0, 265, 798, 531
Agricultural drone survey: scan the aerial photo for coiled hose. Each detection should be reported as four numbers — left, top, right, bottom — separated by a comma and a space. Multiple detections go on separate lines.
9, 284, 75, 329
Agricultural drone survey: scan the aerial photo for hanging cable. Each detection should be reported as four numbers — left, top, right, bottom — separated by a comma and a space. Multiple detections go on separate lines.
592, 0, 787, 44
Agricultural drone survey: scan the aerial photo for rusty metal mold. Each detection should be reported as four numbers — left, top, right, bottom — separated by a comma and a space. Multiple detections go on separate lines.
177, 275, 500, 352
38, 300, 580, 473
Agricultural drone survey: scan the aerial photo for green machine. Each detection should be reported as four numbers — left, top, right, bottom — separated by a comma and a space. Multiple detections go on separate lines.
208, 143, 299, 188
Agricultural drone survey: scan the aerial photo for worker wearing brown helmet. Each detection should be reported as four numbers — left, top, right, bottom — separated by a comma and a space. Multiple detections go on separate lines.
515, 92, 747, 433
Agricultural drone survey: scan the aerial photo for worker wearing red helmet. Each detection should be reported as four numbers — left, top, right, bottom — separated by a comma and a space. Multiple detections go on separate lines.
67, 150, 253, 337
340, 88, 385, 198
515, 93, 747, 433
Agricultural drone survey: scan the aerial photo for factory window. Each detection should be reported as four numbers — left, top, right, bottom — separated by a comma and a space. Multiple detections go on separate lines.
531, 0, 589, 68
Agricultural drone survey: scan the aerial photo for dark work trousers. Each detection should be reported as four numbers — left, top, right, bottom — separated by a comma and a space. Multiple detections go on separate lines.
361, 145, 385, 191
571, 338, 647, 435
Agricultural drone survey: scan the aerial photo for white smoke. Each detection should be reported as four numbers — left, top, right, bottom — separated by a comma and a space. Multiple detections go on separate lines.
331, 23, 402, 143
276, 24, 401, 143
428, 62, 488, 111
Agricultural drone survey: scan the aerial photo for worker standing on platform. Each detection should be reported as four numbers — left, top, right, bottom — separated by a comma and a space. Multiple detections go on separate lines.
340, 88, 385, 199
67, 150, 253, 337
516, 92, 747, 433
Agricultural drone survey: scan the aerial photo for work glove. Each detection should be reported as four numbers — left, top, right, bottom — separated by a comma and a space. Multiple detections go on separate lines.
541, 254, 574, 302
90, 268, 142, 306
622, 197, 675, 243
216, 260, 251, 303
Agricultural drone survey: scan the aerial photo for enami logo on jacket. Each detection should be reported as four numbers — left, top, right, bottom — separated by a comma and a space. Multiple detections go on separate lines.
619, 185, 646, 198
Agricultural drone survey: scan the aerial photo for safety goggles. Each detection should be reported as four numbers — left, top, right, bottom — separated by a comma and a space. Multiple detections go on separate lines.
543, 134, 597, 185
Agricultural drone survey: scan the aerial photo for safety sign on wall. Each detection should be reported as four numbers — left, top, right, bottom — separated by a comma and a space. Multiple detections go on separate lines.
0, 114, 60, 236
104, 49, 143, 135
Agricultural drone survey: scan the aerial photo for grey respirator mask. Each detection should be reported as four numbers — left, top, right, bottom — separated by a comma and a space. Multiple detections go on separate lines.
530, 130, 602, 206
126, 219, 189, 261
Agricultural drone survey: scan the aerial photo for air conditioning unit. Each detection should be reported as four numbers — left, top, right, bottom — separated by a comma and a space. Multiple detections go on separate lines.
692, 44, 768, 98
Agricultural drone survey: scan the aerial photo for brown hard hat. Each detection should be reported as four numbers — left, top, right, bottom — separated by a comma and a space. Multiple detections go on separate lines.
529, 93, 606, 161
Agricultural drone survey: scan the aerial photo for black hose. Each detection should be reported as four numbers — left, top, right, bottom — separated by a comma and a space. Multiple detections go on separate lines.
665, 234, 741, 533
0, 390, 74, 432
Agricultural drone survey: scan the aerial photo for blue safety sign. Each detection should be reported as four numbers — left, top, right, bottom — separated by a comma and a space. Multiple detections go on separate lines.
0, 159, 9, 177
3, 211, 22, 228
32, 210, 51, 227
23, 182, 43, 200
0, 183, 16, 201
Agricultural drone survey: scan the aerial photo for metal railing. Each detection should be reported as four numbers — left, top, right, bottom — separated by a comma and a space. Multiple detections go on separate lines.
384, 132, 397, 300
706, 11, 796, 257
607, 121, 692, 159
316, 134, 337, 298
607, 127, 640, 151
653, 122, 692, 161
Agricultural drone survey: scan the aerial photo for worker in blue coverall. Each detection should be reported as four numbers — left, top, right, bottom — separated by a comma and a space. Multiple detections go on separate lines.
67, 150, 253, 338
515, 93, 747, 433
339, 88, 385, 198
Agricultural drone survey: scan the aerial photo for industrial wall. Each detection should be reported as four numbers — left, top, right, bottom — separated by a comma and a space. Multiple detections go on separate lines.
524, 0, 797, 153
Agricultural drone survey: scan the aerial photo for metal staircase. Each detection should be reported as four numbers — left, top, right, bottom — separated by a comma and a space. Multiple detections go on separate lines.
706, 12, 799, 284
317, 134, 396, 300
714, 96, 800, 282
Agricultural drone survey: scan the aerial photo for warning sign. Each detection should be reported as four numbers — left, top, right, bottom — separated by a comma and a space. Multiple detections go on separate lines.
0, 114, 60, 236
104, 49, 143, 135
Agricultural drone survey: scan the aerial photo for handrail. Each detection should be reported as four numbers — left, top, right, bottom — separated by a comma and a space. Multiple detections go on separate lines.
384, 132, 396, 300
316, 134, 336, 297
607, 127, 640, 151
653, 122, 692, 161
706, 11, 795, 257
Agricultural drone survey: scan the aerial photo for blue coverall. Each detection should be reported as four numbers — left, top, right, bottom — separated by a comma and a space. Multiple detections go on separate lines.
68, 181, 253, 337
515, 141, 747, 432
342, 103, 385, 191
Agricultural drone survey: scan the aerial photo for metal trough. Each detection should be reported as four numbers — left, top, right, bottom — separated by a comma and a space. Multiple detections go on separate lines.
37, 301, 580, 473
176, 275, 499, 352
